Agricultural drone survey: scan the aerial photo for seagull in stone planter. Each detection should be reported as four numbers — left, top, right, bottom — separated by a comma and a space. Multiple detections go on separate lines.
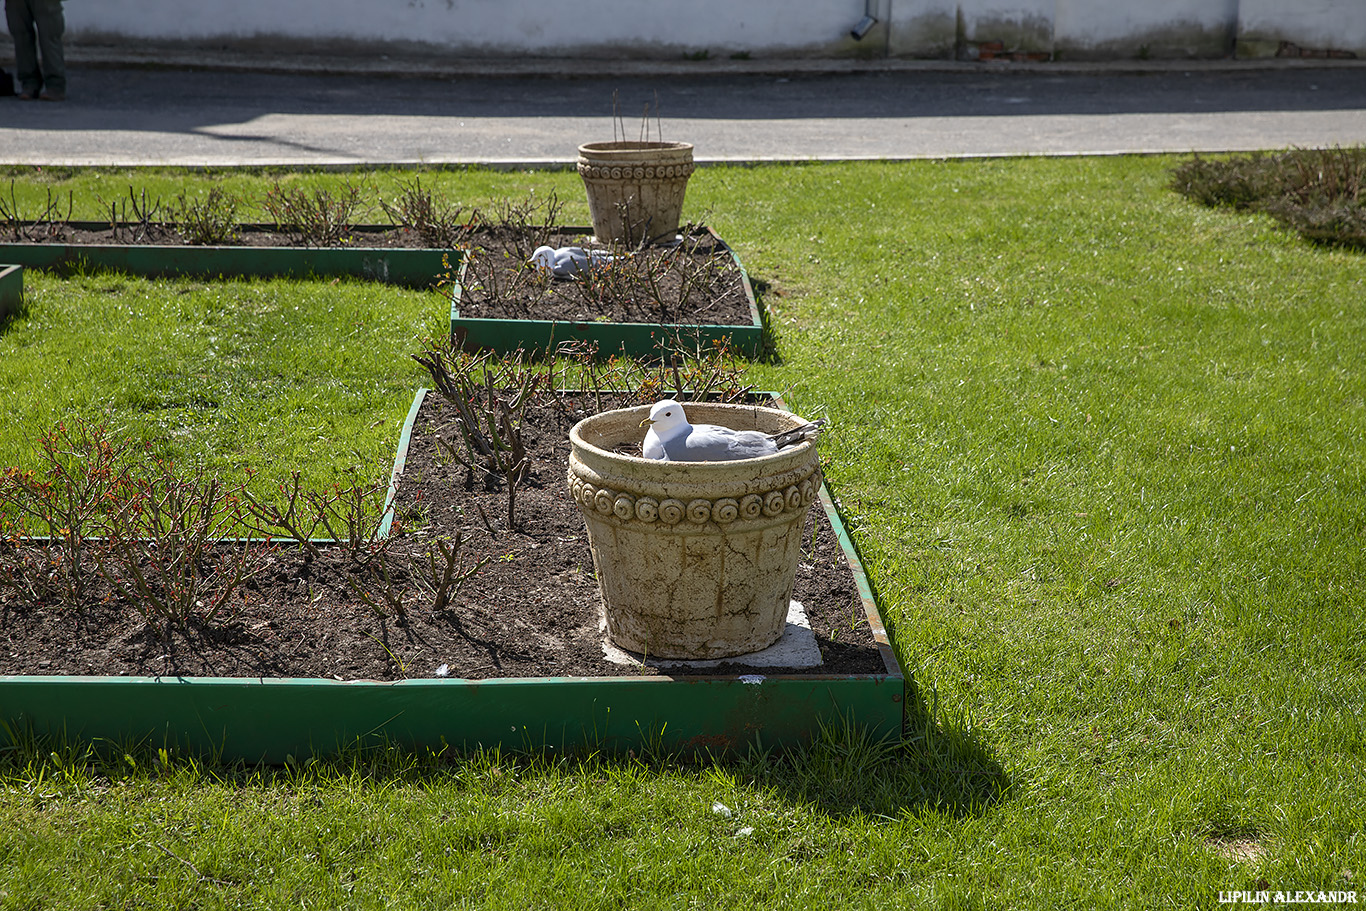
529, 244, 617, 278
640, 399, 825, 462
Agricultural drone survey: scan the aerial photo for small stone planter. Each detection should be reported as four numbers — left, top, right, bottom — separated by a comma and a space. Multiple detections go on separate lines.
577, 141, 695, 246
568, 402, 822, 660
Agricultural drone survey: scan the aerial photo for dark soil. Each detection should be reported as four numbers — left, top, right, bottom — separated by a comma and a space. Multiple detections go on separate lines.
4, 223, 756, 327
0, 395, 884, 681
453, 226, 753, 326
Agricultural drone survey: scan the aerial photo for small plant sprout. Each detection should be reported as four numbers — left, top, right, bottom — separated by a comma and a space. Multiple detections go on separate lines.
410, 532, 489, 613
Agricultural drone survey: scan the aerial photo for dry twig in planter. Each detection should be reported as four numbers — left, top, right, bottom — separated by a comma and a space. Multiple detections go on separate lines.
412, 347, 541, 528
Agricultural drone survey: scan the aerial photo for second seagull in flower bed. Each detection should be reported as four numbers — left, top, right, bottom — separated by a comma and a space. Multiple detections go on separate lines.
529, 244, 617, 278
640, 399, 825, 462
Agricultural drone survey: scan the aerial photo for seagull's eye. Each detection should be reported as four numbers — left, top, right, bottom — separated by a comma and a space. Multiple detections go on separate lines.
664, 411, 672, 417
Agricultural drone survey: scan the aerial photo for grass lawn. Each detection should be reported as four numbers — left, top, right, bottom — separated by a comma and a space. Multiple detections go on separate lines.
1, 156, 1364, 908
0, 270, 445, 491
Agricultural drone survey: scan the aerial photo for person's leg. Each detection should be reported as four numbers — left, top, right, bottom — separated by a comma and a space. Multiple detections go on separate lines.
32, 0, 62, 98
5, 0, 43, 98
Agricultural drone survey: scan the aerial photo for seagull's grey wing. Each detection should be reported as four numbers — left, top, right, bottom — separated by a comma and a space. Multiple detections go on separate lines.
680, 425, 779, 461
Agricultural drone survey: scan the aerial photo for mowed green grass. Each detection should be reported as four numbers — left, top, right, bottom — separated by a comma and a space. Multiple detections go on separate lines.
1, 156, 1364, 908
0, 270, 445, 487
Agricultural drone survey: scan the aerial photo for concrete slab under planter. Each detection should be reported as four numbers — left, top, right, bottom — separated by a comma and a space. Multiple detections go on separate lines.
0, 223, 455, 288
0, 390, 903, 761
450, 226, 766, 358
601, 600, 825, 671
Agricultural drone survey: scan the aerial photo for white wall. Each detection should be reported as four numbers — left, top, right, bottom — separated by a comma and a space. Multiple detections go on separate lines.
1055, 0, 1239, 58
955, 0, 1056, 54
1237, 0, 1366, 57
70, 0, 880, 58
64, 0, 1366, 61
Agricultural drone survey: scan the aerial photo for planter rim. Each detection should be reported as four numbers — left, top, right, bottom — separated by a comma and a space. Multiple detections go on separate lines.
578, 140, 694, 155
570, 402, 817, 469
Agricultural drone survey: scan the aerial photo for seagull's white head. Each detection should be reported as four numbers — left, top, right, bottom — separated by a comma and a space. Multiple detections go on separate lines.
641, 399, 689, 435
530, 246, 557, 271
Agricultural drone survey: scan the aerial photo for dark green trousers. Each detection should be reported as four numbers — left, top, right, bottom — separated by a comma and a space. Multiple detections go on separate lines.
5, 0, 64, 96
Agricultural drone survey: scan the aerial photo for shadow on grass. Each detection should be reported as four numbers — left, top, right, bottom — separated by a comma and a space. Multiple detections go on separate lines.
750, 276, 784, 366
710, 678, 1008, 821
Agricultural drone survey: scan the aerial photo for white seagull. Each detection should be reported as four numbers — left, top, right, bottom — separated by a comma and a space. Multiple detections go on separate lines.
640, 399, 825, 462
529, 244, 616, 278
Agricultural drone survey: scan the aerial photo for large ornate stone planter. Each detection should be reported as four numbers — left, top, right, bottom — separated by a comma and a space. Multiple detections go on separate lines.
577, 141, 695, 246
568, 402, 822, 660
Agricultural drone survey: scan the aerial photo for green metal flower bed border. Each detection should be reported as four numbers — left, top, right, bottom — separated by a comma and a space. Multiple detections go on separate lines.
0, 223, 454, 288
450, 227, 767, 358
0, 390, 904, 762
0, 264, 20, 319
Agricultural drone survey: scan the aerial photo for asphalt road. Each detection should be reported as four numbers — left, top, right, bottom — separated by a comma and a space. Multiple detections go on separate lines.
2, 59, 1365, 166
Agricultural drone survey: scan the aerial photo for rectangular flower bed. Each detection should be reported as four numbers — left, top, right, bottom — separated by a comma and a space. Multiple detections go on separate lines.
0, 390, 902, 762
0, 223, 454, 288
450, 226, 766, 358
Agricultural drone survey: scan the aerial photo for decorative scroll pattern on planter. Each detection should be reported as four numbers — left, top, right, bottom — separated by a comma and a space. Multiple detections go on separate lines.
568, 469, 822, 526
577, 162, 697, 181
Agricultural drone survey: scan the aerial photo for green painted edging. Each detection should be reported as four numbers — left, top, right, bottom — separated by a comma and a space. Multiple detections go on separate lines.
450, 227, 765, 357
0, 674, 901, 764
0, 229, 457, 288
0, 264, 20, 319
376, 389, 427, 540
0, 389, 904, 761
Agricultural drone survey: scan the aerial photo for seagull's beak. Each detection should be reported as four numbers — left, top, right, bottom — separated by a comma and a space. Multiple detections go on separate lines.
639, 417, 655, 428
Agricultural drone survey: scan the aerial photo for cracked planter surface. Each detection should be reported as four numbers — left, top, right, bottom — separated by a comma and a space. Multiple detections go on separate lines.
569, 402, 821, 660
